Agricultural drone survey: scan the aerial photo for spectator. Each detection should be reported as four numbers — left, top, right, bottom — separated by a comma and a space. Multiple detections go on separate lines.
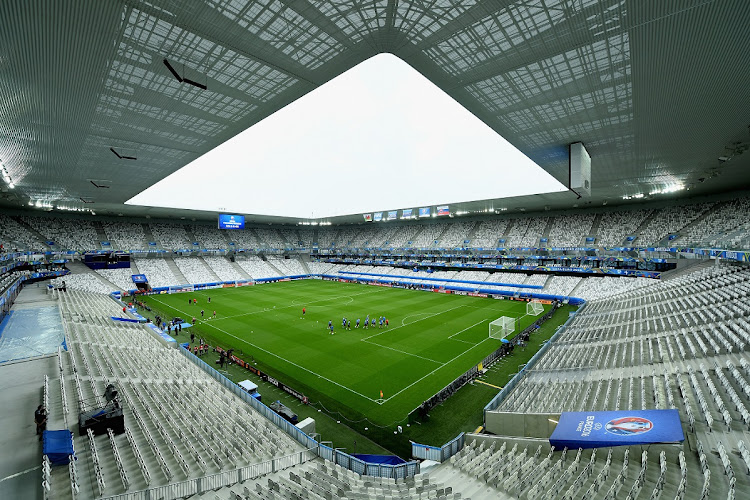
34, 405, 47, 440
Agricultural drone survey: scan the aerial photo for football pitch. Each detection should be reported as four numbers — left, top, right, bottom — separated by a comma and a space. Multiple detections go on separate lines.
147, 280, 550, 426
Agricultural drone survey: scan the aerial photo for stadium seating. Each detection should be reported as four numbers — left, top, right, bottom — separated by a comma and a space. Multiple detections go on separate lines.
203, 256, 243, 281
43, 290, 305, 498
596, 209, 653, 247
316, 227, 337, 248
440, 222, 475, 248
546, 214, 594, 247
103, 222, 149, 250
237, 255, 282, 279
255, 228, 287, 248
22, 215, 99, 251
267, 256, 306, 276
676, 198, 750, 249
174, 256, 216, 284
96, 268, 137, 291
229, 229, 262, 249
572, 275, 653, 301
471, 219, 509, 248
543, 276, 582, 296
54, 274, 113, 295
134, 258, 179, 288
333, 227, 360, 248
150, 223, 191, 249
0, 213, 46, 250
192, 225, 229, 249
635, 202, 713, 246
411, 225, 444, 248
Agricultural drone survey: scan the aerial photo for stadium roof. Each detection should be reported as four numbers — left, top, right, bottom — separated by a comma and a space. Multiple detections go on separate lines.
0, 0, 748, 223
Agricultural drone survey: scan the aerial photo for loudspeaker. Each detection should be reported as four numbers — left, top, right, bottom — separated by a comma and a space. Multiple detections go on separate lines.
569, 142, 591, 197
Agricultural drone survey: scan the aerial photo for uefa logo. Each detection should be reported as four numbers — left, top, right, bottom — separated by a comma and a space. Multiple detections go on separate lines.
605, 416, 653, 435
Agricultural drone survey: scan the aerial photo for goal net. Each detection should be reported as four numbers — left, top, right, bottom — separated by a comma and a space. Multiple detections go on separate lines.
168, 285, 194, 294
526, 300, 544, 316
489, 316, 516, 340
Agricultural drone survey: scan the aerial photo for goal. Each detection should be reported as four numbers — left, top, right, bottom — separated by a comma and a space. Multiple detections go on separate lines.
168, 285, 194, 294
489, 316, 516, 340
526, 300, 544, 316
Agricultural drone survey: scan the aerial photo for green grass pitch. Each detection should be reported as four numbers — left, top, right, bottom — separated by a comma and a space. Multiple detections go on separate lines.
147, 279, 549, 426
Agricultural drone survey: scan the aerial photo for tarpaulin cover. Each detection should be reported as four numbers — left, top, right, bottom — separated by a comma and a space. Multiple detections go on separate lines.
549, 409, 684, 449
351, 454, 406, 465
43, 430, 75, 465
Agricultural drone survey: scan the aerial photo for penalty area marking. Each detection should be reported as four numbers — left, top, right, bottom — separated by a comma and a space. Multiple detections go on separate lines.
362, 304, 466, 341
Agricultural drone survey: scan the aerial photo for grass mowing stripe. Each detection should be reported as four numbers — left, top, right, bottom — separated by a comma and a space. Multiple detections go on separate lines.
150, 295, 381, 403
144, 280, 546, 425
448, 318, 489, 339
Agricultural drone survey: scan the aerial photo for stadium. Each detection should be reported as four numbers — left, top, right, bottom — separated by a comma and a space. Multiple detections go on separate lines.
0, 1, 749, 499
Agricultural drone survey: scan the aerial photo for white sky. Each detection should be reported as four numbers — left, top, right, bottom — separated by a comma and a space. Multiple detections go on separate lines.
127, 54, 566, 219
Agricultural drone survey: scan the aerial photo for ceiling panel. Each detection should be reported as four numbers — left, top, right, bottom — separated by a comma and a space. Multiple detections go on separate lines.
0, 0, 747, 222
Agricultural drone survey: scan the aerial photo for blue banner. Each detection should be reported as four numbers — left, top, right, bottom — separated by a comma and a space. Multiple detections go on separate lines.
373, 212, 383, 222
402, 208, 413, 218
131, 274, 148, 283
436, 205, 450, 216
218, 214, 245, 230
549, 409, 684, 449
419, 207, 430, 217
387, 210, 397, 220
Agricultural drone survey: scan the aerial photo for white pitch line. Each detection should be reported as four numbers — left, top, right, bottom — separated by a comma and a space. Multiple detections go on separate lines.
151, 299, 380, 403
384, 337, 493, 403
361, 304, 467, 341
360, 339, 442, 364
448, 319, 489, 339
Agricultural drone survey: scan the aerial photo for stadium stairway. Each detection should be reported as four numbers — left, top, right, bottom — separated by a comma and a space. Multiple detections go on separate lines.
141, 223, 158, 249
671, 202, 726, 247
406, 226, 425, 248
199, 256, 222, 282
631, 210, 659, 246
540, 217, 555, 242
588, 213, 603, 243
12, 215, 52, 250
659, 259, 715, 281
220, 229, 234, 249
432, 223, 454, 248
66, 260, 119, 291
501, 219, 514, 242
297, 255, 312, 275
165, 257, 190, 284
567, 277, 587, 298
541, 275, 555, 292
184, 225, 198, 246
92, 221, 109, 250
262, 255, 285, 276
229, 260, 252, 280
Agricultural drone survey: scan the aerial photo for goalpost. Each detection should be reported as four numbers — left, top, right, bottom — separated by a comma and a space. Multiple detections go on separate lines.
526, 299, 544, 317
489, 316, 516, 340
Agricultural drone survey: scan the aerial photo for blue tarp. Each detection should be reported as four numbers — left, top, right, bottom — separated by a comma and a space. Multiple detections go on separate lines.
549, 409, 684, 449
42, 430, 75, 465
351, 454, 406, 465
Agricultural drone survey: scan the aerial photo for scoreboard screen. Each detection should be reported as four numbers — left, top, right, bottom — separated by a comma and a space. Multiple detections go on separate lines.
218, 214, 245, 230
